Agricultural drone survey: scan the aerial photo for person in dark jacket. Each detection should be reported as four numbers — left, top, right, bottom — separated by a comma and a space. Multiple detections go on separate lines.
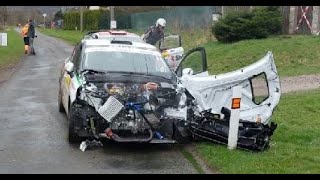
142, 18, 166, 46
27, 19, 36, 55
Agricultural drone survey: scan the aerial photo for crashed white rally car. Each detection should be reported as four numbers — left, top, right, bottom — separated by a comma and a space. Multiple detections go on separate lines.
58, 31, 281, 151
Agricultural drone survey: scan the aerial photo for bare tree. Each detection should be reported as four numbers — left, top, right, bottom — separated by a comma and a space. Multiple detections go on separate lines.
0, 6, 8, 29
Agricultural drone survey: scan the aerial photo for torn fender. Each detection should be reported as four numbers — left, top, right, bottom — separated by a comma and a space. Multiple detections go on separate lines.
179, 52, 281, 124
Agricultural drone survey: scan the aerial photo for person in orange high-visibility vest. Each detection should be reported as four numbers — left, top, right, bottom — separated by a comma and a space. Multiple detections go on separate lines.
21, 20, 30, 54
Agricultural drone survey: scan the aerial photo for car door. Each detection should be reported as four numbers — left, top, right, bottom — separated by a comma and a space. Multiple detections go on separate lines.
62, 43, 82, 114
159, 34, 184, 71
176, 47, 281, 125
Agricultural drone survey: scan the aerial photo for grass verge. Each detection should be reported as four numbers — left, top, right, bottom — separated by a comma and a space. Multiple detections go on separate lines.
38, 28, 86, 46
0, 28, 24, 68
204, 35, 320, 77
180, 148, 205, 174
196, 89, 320, 174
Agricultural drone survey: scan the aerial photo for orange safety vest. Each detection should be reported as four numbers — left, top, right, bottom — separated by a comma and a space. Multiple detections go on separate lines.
21, 23, 29, 37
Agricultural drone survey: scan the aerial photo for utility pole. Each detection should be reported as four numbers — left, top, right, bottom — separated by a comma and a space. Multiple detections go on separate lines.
80, 6, 83, 32
110, 6, 114, 21
43, 13, 47, 28
221, 6, 225, 17
110, 6, 116, 29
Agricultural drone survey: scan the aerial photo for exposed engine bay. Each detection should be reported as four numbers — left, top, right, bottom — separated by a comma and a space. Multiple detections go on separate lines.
70, 72, 190, 144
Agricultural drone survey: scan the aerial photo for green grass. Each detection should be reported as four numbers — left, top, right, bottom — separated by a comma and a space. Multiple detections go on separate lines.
38, 28, 87, 46
39, 29, 320, 77
180, 148, 205, 174
0, 28, 24, 68
204, 35, 320, 77
196, 89, 320, 174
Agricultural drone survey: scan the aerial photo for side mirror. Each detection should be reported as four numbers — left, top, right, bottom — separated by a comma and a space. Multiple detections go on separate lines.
64, 57, 70, 63
64, 62, 74, 73
182, 68, 194, 76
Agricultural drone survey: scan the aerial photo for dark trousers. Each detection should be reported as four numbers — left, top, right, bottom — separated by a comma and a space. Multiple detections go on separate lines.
23, 37, 29, 45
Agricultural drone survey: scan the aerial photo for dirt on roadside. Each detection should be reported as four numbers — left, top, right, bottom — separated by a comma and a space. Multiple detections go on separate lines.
0, 61, 22, 85
280, 74, 320, 93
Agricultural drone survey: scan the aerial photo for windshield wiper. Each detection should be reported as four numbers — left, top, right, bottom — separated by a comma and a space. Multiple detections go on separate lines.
107, 71, 147, 76
106, 71, 172, 80
82, 69, 106, 74
146, 73, 172, 80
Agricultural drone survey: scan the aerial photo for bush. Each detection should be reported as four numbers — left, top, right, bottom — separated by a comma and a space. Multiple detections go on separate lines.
212, 7, 282, 43
63, 10, 104, 30
63, 10, 132, 31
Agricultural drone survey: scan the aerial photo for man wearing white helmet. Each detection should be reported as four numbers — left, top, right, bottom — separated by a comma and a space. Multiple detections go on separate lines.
142, 18, 166, 45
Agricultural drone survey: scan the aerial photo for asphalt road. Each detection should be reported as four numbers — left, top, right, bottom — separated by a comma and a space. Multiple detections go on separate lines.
0, 29, 197, 174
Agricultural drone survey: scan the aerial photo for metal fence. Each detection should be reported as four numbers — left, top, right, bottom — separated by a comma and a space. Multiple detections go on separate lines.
130, 6, 216, 30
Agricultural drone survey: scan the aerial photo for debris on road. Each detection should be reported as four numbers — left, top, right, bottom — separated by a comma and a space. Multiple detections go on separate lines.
80, 139, 103, 152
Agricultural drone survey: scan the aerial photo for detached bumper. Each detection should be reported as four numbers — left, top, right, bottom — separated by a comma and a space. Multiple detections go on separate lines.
190, 122, 278, 151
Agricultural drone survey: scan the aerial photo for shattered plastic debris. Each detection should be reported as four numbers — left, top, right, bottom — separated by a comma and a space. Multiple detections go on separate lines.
80, 140, 103, 152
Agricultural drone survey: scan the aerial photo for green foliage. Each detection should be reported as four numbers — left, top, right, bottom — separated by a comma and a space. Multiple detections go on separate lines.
63, 11, 80, 30
213, 7, 282, 43
62, 10, 132, 31
54, 10, 63, 21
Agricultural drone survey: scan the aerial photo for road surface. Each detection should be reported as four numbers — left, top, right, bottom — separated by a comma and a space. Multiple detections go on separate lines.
0, 29, 198, 174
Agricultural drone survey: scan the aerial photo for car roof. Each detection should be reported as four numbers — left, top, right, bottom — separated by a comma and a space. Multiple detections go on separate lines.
82, 39, 159, 54
84, 30, 143, 42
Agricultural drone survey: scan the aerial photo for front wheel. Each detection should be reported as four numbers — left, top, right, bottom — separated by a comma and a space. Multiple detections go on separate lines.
58, 88, 65, 113
68, 106, 83, 143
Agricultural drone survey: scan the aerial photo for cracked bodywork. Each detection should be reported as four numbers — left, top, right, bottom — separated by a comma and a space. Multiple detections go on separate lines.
179, 52, 280, 125
177, 50, 280, 151
58, 32, 281, 151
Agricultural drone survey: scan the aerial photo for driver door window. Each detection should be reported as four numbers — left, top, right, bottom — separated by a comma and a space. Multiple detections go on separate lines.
176, 47, 207, 77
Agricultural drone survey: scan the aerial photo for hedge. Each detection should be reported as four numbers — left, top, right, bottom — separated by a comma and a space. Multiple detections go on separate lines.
63, 10, 131, 30
212, 7, 282, 43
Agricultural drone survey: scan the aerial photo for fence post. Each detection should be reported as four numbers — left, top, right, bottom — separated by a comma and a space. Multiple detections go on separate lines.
221, 6, 225, 17
289, 6, 297, 34
312, 6, 319, 34
228, 85, 242, 150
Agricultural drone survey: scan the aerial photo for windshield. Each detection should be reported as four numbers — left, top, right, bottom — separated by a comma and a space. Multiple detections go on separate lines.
82, 50, 173, 79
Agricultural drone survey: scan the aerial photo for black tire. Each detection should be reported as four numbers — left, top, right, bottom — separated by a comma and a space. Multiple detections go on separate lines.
68, 106, 83, 143
58, 88, 65, 113
173, 124, 190, 144
191, 133, 201, 142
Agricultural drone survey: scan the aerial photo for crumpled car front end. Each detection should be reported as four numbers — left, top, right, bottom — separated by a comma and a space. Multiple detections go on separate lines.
69, 73, 190, 144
